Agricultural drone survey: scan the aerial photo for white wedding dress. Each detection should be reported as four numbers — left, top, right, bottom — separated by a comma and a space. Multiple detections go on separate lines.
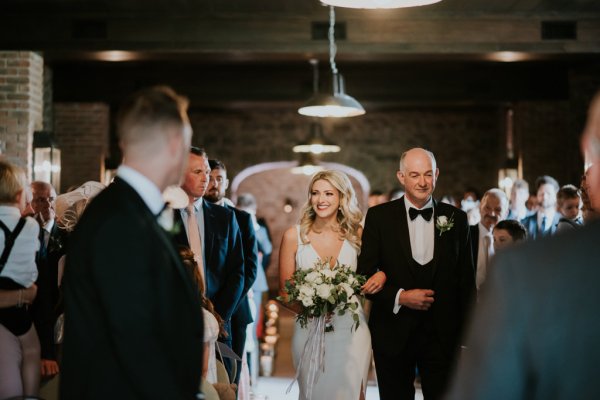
292, 226, 372, 400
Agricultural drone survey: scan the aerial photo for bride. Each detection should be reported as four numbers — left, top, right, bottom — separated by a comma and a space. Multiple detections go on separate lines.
279, 170, 386, 400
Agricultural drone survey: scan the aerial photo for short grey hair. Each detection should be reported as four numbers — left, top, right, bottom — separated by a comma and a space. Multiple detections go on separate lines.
399, 148, 437, 172
481, 188, 509, 212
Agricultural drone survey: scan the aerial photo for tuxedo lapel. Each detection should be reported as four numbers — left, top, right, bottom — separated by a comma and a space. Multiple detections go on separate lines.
396, 198, 417, 280
432, 200, 442, 279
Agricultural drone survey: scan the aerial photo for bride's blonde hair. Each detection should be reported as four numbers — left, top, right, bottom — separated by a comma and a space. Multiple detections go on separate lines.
298, 170, 363, 251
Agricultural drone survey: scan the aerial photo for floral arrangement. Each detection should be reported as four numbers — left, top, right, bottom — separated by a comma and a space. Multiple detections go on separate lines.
436, 214, 455, 236
278, 258, 366, 332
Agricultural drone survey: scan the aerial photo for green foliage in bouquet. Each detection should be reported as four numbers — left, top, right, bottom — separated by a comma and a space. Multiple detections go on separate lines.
277, 258, 367, 332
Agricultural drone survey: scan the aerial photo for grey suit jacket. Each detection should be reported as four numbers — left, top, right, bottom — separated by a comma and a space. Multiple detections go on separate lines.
446, 220, 600, 400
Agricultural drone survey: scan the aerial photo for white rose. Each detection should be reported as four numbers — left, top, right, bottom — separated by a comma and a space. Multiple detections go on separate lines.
339, 282, 354, 298
301, 296, 314, 307
298, 284, 315, 299
316, 283, 334, 300
305, 271, 320, 284
437, 216, 448, 225
321, 269, 337, 280
347, 275, 357, 286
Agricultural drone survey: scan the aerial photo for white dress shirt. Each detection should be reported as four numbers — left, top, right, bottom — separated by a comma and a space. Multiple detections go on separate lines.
476, 222, 494, 290
117, 165, 165, 216
394, 196, 435, 314
537, 209, 556, 233
0, 206, 40, 287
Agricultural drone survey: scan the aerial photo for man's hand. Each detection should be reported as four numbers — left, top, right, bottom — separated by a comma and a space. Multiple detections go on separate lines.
399, 289, 435, 311
41, 359, 59, 377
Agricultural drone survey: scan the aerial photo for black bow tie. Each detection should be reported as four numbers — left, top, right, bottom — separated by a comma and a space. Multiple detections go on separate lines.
409, 207, 433, 222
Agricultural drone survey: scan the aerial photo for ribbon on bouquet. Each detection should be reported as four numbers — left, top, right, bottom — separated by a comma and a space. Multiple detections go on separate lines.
286, 315, 327, 400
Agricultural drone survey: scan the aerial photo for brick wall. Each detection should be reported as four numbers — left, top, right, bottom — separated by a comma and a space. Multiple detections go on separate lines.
0, 51, 44, 174
54, 103, 109, 193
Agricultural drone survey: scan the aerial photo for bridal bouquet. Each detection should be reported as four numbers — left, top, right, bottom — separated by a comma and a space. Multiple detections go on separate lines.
279, 258, 366, 332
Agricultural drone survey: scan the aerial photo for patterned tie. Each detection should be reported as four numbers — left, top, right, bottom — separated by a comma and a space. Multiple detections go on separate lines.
186, 204, 205, 289
477, 234, 494, 289
540, 215, 547, 235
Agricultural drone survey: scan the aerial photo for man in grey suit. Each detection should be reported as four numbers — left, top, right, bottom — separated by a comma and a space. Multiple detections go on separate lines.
446, 91, 600, 400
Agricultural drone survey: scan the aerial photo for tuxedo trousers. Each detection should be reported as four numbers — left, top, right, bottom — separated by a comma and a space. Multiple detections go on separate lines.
374, 314, 454, 400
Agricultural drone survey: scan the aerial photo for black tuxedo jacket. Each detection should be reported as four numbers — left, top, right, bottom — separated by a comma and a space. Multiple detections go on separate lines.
469, 223, 480, 269
357, 197, 475, 357
520, 212, 561, 240
174, 200, 244, 323
447, 220, 600, 399
61, 177, 203, 400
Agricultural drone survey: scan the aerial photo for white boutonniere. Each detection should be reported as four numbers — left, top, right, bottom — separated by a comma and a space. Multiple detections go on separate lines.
436, 214, 454, 236
157, 206, 180, 235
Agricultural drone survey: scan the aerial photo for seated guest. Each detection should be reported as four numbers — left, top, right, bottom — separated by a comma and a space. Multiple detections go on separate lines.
492, 219, 527, 251
555, 184, 583, 232
520, 175, 561, 239
0, 160, 41, 399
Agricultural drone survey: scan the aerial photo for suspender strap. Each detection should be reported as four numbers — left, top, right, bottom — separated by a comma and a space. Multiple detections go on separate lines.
0, 218, 28, 274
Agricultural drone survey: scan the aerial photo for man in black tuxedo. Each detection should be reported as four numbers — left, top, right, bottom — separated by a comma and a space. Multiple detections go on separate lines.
174, 148, 245, 377
205, 159, 258, 386
446, 92, 600, 400
61, 86, 204, 400
358, 148, 475, 400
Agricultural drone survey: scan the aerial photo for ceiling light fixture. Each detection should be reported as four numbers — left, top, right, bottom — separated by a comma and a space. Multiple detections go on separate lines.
320, 0, 442, 9
298, 6, 365, 118
293, 122, 341, 154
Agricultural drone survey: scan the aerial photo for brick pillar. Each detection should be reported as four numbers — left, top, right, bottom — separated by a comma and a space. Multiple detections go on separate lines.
0, 51, 44, 174
54, 103, 109, 193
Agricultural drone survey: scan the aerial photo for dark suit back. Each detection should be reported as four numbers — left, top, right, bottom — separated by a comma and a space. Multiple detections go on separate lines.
61, 178, 203, 400
447, 220, 600, 400
358, 198, 475, 357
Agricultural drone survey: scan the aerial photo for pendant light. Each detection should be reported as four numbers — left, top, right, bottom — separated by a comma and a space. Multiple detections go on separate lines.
293, 122, 341, 154
320, 0, 442, 9
298, 6, 365, 118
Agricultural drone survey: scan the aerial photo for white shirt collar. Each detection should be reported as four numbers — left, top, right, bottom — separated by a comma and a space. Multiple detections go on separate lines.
404, 196, 434, 213
192, 197, 203, 212
478, 222, 492, 238
117, 165, 164, 215
44, 218, 55, 232
0, 205, 21, 217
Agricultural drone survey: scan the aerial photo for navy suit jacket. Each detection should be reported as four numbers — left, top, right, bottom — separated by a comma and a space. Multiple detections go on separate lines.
520, 212, 561, 240
175, 200, 245, 323
61, 177, 203, 400
357, 197, 476, 357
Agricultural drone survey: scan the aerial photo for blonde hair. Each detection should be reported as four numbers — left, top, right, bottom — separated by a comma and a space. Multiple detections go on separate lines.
298, 170, 363, 251
0, 160, 26, 204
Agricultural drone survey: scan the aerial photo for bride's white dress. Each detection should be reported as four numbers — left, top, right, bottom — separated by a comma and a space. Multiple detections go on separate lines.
292, 226, 372, 400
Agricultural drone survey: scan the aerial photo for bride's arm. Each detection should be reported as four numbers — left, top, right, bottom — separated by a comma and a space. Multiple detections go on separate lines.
278, 226, 303, 315
357, 225, 386, 294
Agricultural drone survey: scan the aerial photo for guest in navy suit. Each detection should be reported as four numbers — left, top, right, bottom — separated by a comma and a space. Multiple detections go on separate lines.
61, 86, 204, 400
205, 159, 258, 386
174, 148, 245, 378
520, 175, 561, 239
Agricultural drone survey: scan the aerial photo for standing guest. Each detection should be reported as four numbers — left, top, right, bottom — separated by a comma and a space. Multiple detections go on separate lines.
0, 161, 41, 399
279, 170, 386, 400
520, 175, 561, 239
445, 90, 600, 400
205, 158, 258, 387
469, 189, 509, 290
507, 179, 531, 221
492, 219, 527, 252
174, 147, 244, 381
30, 181, 65, 379
61, 86, 204, 400
358, 148, 475, 400
555, 184, 583, 232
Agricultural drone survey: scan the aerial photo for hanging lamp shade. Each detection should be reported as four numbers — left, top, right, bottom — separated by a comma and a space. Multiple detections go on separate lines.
291, 152, 324, 175
320, 0, 442, 9
293, 123, 341, 154
297, 7, 365, 118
